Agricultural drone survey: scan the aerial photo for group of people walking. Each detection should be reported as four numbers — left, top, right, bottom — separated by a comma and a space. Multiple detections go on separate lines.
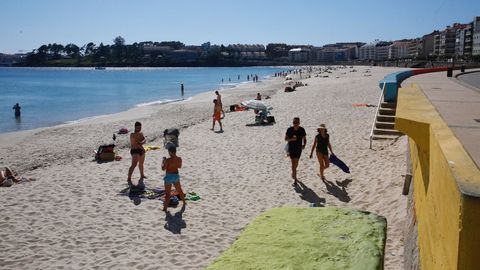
285, 117, 333, 185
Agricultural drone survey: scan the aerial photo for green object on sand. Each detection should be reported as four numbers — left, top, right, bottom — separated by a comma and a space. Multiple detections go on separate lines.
207, 207, 387, 270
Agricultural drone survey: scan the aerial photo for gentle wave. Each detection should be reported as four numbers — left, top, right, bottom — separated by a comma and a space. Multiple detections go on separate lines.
135, 98, 184, 107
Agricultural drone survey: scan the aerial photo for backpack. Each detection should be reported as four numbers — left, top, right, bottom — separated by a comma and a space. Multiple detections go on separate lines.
95, 144, 116, 162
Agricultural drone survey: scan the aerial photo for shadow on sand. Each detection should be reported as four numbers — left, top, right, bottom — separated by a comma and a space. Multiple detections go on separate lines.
294, 181, 326, 207
164, 204, 186, 234
322, 178, 352, 203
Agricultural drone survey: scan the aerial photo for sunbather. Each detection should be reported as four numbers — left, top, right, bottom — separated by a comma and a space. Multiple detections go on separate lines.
0, 167, 21, 187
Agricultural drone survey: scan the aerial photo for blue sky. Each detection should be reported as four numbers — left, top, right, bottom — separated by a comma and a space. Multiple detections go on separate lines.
1, 0, 479, 53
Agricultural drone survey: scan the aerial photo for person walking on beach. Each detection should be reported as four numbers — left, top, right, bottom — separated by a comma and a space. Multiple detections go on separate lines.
12, 103, 21, 117
161, 146, 186, 212
310, 124, 334, 180
285, 117, 306, 185
127, 121, 147, 186
211, 99, 223, 132
215, 90, 225, 115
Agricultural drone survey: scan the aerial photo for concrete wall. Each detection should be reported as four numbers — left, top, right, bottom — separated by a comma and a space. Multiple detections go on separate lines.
395, 84, 480, 270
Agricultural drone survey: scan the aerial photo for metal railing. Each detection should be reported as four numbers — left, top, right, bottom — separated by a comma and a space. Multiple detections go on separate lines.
369, 82, 386, 149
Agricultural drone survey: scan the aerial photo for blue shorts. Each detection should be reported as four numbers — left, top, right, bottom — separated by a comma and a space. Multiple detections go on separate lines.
164, 173, 180, 184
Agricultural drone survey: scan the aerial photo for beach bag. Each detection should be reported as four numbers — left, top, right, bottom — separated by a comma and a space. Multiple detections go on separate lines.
95, 144, 116, 162
163, 128, 180, 148
118, 128, 128, 134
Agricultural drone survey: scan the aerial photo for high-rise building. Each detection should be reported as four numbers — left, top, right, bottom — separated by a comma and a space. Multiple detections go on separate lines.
420, 31, 439, 58
473, 16, 480, 56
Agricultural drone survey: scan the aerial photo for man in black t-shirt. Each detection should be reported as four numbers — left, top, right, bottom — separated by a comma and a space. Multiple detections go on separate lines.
285, 117, 306, 185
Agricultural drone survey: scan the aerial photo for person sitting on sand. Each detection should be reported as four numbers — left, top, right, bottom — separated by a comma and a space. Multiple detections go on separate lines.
161, 146, 186, 212
0, 167, 21, 187
285, 117, 306, 185
309, 124, 334, 180
211, 99, 223, 132
127, 121, 147, 186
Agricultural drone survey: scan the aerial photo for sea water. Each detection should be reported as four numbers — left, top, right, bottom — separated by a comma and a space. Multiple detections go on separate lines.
0, 66, 286, 133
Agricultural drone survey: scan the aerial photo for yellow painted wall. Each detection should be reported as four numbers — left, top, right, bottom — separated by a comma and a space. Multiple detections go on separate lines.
395, 83, 480, 270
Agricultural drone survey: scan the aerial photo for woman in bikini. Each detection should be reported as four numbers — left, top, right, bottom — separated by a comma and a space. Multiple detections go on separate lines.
310, 124, 334, 180
127, 121, 147, 186
161, 146, 186, 212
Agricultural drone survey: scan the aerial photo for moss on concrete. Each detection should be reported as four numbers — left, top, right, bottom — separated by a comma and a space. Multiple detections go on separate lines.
207, 207, 386, 270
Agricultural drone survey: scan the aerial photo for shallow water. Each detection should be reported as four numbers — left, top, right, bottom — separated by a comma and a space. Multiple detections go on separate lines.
0, 66, 286, 133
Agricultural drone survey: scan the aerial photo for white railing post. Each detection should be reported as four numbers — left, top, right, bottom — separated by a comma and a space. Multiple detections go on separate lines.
369, 82, 386, 149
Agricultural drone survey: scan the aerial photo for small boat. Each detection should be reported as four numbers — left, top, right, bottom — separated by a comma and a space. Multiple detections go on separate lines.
95, 67, 106, 70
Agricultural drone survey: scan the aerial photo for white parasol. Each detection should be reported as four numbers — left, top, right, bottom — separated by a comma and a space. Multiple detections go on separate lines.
241, 100, 273, 111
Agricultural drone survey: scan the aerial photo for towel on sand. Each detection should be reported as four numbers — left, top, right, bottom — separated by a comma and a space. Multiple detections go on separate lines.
329, 154, 350, 173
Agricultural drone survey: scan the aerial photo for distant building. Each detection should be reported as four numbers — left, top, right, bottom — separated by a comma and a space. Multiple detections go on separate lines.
359, 42, 377, 60
434, 25, 457, 57
388, 40, 410, 59
455, 23, 472, 57
473, 16, 480, 56
0, 53, 26, 66
408, 38, 422, 59
420, 31, 438, 58
288, 48, 311, 62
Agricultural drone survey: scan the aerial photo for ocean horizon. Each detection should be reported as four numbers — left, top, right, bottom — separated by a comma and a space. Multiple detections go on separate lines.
0, 66, 287, 133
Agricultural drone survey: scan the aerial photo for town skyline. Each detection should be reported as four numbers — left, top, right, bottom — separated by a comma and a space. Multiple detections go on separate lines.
1, 0, 480, 54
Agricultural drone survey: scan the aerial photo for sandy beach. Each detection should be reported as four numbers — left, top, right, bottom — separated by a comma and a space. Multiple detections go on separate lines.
0, 66, 408, 269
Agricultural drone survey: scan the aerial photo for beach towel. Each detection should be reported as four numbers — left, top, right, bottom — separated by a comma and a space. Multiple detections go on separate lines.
119, 186, 182, 206
329, 154, 350, 173
186, 192, 200, 201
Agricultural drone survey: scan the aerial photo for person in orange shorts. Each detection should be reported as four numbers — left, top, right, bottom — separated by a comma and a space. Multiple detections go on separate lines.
211, 99, 223, 132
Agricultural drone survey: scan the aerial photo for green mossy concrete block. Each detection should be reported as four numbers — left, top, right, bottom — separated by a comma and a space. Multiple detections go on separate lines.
207, 207, 386, 270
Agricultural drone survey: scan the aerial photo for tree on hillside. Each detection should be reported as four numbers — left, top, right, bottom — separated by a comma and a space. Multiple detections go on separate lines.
65, 43, 80, 58
84, 42, 96, 56
114, 36, 125, 46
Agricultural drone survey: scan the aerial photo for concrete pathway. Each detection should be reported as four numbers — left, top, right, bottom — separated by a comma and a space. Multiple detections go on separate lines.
403, 69, 480, 168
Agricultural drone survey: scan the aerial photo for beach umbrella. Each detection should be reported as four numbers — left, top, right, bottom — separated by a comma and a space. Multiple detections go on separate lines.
241, 100, 272, 111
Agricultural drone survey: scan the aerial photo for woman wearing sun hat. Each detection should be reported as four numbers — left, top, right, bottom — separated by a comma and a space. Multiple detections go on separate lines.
309, 124, 334, 180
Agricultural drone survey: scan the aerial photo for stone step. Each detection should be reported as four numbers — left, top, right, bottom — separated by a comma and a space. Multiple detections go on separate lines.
380, 102, 397, 109
371, 134, 401, 140
377, 115, 396, 123
373, 128, 403, 136
375, 121, 395, 129
378, 108, 396, 116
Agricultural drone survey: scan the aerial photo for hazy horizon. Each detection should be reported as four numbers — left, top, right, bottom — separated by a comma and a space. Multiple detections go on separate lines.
1, 0, 479, 54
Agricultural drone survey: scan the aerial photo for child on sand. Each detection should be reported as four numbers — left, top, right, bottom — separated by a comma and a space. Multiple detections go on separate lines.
161, 146, 186, 212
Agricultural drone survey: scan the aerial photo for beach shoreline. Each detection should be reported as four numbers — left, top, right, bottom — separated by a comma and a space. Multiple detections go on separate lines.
0, 65, 408, 270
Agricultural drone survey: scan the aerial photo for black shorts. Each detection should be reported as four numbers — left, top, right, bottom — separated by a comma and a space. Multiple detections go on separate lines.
130, 148, 145, 156
289, 148, 302, 159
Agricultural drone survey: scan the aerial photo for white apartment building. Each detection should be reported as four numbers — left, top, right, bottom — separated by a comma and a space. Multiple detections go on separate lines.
473, 16, 480, 55
389, 41, 410, 59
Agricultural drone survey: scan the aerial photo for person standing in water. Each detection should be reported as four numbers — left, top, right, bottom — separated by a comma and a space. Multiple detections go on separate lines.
12, 103, 21, 117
